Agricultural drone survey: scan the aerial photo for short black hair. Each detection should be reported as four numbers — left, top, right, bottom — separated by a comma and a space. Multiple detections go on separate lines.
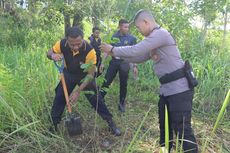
134, 9, 144, 23
119, 19, 129, 26
92, 27, 100, 33
133, 9, 154, 23
66, 26, 84, 38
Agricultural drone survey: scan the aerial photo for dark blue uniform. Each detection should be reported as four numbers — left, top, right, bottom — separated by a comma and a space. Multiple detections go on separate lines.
101, 31, 136, 109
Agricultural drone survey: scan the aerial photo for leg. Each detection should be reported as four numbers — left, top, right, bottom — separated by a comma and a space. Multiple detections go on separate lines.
83, 80, 121, 136
100, 60, 119, 98
158, 95, 174, 151
118, 61, 130, 103
83, 81, 113, 121
50, 72, 76, 128
118, 61, 130, 112
95, 56, 102, 77
171, 111, 198, 153
168, 90, 198, 153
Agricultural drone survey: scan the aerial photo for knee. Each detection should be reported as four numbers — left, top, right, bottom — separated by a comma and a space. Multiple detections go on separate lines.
120, 82, 128, 88
173, 122, 193, 138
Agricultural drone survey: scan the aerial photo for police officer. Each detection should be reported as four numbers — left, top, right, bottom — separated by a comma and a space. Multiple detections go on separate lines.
47, 26, 121, 136
100, 19, 138, 112
100, 10, 198, 152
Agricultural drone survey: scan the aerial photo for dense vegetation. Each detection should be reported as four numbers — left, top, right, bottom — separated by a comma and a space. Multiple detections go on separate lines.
0, 0, 229, 152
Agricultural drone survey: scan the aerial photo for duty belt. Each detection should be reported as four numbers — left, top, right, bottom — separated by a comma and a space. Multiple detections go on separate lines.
159, 68, 185, 84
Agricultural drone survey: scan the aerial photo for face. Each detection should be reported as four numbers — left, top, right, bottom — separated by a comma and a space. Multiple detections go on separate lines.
67, 36, 83, 52
135, 19, 149, 36
119, 23, 129, 35
93, 30, 100, 38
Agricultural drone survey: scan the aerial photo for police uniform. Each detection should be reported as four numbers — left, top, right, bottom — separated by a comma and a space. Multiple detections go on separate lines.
111, 27, 198, 152
101, 31, 137, 106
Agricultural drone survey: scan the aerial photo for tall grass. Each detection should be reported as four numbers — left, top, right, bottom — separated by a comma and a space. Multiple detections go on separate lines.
125, 105, 153, 153
0, 19, 229, 152
164, 106, 169, 151
0, 27, 70, 152
202, 90, 230, 153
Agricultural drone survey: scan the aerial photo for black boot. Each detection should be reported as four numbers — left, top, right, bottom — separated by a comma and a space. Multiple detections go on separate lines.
107, 119, 121, 136
118, 102, 125, 112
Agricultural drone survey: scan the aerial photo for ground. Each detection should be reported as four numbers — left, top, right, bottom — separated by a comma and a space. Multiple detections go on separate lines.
52, 96, 230, 153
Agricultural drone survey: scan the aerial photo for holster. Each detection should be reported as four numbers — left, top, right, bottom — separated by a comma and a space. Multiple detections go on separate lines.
159, 60, 198, 89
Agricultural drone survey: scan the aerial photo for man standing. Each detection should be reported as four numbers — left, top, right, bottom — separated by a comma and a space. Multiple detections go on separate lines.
47, 26, 121, 136
100, 19, 138, 112
88, 27, 103, 77
100, 10, 198, 152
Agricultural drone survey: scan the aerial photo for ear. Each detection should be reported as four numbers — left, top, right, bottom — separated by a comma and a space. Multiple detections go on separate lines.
143, 19, 149, 25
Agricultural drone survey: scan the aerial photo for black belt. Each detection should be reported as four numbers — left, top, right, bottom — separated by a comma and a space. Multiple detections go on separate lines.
159, 60, 198, 88
159, 68, 185, 84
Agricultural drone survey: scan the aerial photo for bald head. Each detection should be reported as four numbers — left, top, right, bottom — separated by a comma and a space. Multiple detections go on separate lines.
133, 10, 157, 36
134, 10, 155, 24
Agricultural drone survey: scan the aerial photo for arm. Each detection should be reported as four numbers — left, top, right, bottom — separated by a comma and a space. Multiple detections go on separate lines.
123, 51, 151, 63
47, 40, 63, 61
76, 49, 97, 92
69, 65, 95, 104
100, 30, 168, 58
69, 49, 97, 103
88, 36, 93, 45
78, 64, 95, 92
129, 36, 138, 77
129, 63, 138, 80
100, 52, 108, 66
113, 31, 167, 58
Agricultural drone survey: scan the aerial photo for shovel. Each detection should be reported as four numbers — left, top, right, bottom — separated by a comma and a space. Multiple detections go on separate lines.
54, 59, 83, 136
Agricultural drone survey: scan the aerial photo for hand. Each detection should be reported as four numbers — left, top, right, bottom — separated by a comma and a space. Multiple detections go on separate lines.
99, 64, 104, 73
133, 66, 138, 80
69, 90, 80, 105
51, 53, 62, 61
100, 43, 113, 55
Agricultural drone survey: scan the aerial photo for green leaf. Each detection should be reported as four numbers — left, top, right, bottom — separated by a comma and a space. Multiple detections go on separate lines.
202, 90, 230, 153
110, 37, 120, 44
212, 89, 230, 133
165, 105, 169, 151
80, 61, 94, 72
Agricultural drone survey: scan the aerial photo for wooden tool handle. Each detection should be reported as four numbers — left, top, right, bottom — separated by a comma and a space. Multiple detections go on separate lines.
60, 73, 72, 113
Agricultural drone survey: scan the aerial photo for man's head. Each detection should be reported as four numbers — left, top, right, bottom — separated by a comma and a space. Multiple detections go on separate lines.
118, 19, 129, 35
66, 26, 84, 52
134, 10, 156, 36
92, 27, 100, 38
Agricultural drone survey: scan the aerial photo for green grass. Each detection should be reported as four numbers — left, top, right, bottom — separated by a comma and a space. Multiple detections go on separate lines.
202, 90, 230, 153
0, 24, 230, 152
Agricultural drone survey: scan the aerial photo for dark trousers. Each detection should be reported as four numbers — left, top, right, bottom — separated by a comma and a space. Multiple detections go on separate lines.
51, 71, 113, 125
159, 90, 198, 153
100, 59, 130, 103
95, 55, 102, 78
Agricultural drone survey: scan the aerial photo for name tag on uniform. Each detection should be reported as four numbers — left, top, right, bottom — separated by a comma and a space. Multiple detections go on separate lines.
115, 57, 121, 59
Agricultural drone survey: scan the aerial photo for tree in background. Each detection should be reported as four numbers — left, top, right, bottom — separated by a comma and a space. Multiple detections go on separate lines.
222, 2, 229, 44
189, 0, 227, 45
0, 0, 229, 48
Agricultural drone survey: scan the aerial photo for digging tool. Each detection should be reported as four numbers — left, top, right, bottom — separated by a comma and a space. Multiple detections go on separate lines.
54, 59, 83, 136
